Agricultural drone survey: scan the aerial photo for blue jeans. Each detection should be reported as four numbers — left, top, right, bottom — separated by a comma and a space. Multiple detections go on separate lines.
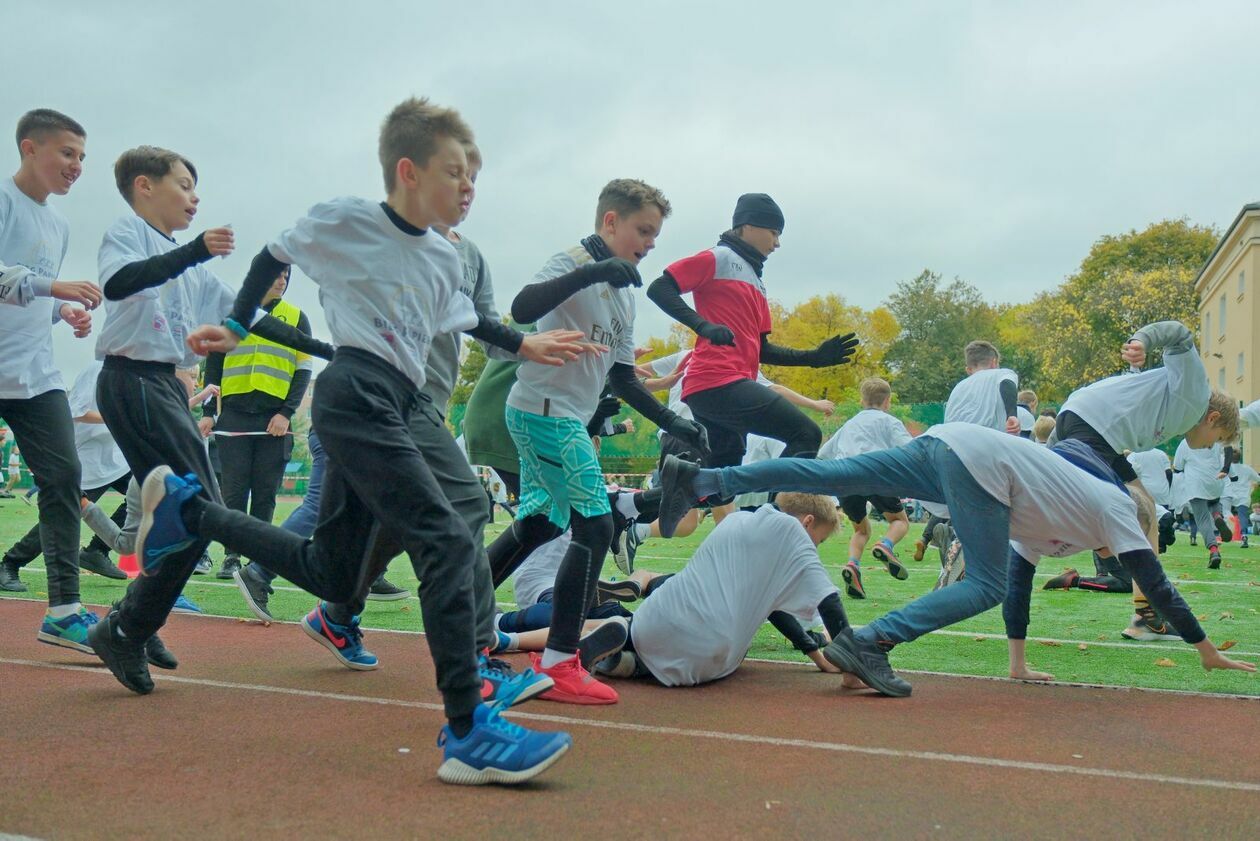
705, 436, 1011, 645
254, 430, 324, 585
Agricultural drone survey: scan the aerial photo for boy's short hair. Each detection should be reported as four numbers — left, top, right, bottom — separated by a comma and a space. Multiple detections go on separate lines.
594, 178, 672, 231
964, 340, 1000, 369
1032, 415, 1055, 443
464, 141, 482, 170
860, 377, 892, 408
16, 108, 85, 149
1017, 389, 1037, 406
1207, 390, 1241, 442
114, 146, 197, 205
775, 492, 840, 531
378, 97, 474, 192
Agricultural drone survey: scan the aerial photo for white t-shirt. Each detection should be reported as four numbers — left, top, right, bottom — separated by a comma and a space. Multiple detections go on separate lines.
1222, 463, 1259, 510
921, 423, 1149, 562
1241, 398, 1260, 430
268, 198, 476, 390
68, 360, 129, 489
508, 246, 636, 421
1061, 333, 1208, 453
944, 368, 1019, 431
818, 409, 912, 460
511, 531, 571, 609
732, 433, 787, 508
1127, 449, 1172, 508
0, 176, 70, 399
1017, 405, 1036, 433
630, 505, 837, 686
1172, 439, 1225, 502
650, 350, 692, 434
95, 215, 237, 367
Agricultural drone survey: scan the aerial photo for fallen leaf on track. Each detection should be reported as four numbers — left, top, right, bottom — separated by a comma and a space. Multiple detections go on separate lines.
1218, 640, 1238, 651
1155, 658, 1176, 668
1078, 644, 1088, 651
1038, 640, 1062, 647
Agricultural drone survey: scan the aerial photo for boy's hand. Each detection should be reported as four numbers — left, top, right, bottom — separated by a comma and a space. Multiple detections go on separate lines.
1005, 416, 1021, 435
813, 398, 836, 417
1010, 665, 1055, 682
807, 649, 842, 673
186, 324, 240, 355
197, 417, 215, 438
519, 329, 605, 367
591, 258, 640, 289
1197, 641, 1256, 673
812, 332, 860, 366
1122, 340, 1147, 368
50, 280, 102, 309
696, 321, 735, 345
666, 416, 710, 460
201, 227, 235, 257
59, 304, 92, 337
267, 414, 291, 437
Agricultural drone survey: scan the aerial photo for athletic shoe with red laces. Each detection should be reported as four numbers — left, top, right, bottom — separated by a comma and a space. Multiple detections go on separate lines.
529, 652, 618, 705
841, 562, 866, 600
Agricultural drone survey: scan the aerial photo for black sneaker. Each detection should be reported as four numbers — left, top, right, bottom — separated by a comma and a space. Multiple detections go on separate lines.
233, 564, 274, 621
0, 560, 27, 592
657, 455, 701, 539
78, 547, 128, 580
596, 578, 642, 602
145, 633, 179, 670
367, 575, 409, 601
1208, 548, 1222, 570
822, 630, 913, 697
1121, 607, 1180, 641
216, 553, 242, 580
1042, 568, 1081, 590
1214, 516, 1233, 543
577, 616, 630, 671
88, 611, 155, 695
193, 552, 212, 575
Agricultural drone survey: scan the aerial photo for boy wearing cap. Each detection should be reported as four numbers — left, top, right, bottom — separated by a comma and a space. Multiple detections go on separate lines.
647, 194, 858, 490
654, 425, 1254, 696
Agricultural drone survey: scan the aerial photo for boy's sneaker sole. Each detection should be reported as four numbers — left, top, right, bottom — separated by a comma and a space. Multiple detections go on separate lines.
1215, 517, 1233, 542
841, 564, 866, 599
657, 455, 700, 539
437, 740, 570, 786
596, 578, 641, 602
578, 617, 630, 671
36, 629, 95, 655
871, 544, 908, 580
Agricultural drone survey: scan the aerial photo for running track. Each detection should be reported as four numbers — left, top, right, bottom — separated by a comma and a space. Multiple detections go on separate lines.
2, 598, 1258, 839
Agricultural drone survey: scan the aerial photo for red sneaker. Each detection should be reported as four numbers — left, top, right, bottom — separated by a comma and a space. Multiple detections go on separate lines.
529, 652, 619, 705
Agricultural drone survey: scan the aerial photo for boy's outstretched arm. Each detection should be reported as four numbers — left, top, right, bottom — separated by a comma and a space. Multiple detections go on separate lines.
104, 228, 234, 300
511, 258, 639, 324
760, 333, 860, 368
1003, 549, 1054, 680
646, 273, 734, 345
607, 362, 709, 458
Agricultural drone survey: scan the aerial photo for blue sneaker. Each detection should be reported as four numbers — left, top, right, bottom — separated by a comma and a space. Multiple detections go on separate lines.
436, 702, 571, 785
479, 652, 553, 707
37, 606, 100, 654
489, 629, 515, 654
136, 466, 203, 576
300, 603, 378, 670
171, 593, 203, 614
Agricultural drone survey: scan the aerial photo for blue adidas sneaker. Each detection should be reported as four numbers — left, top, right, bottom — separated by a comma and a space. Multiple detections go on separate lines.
479, 652, 553, 707
171, 593, 203, 614
436, 702, 571, 785
37, 606, 100, 654
136, 466, 203, 576
300, 603, 378, 670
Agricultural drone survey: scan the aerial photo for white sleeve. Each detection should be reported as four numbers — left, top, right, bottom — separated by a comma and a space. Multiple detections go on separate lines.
268, 201, 349, 279
615, 298, 636, 366
818, 429, 843, 461
1242, 398, 1260, 429
67, 372, 96, 418
97, 219, 148, 289
650, 351, 684, 377
887, 415, 913, 448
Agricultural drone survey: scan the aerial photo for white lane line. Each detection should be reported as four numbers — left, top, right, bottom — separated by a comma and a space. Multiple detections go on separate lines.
3, 655, 1258, 793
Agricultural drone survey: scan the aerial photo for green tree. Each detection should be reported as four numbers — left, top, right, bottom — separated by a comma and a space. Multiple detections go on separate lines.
882, 270, 999, 403
449, 339, 487, 407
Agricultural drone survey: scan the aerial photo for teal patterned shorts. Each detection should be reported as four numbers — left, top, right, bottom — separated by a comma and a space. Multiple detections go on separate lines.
506, 405, 610, 529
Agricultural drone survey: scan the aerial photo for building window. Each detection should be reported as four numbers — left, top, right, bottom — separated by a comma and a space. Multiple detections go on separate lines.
1238, 351, 1246, 381
1240, 270, 1247, 299
1219, 367, 1226, 390
1219, 295, 1227, 339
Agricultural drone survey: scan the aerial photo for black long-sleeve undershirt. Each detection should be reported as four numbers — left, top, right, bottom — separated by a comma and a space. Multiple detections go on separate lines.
468, 312, 523, 354
760, 335, 816, 367
646, 273, 708, 333
511, 264, 597, 324
104, 234, 212, 301
999, 379, 1018, 419
769, 592, 850, 654
607, 362, 674, 429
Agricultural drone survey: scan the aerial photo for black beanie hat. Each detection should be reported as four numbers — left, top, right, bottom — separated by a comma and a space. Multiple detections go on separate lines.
731, 193, 785, 232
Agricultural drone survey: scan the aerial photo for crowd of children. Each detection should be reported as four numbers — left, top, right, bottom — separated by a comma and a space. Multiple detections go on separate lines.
1, 100, 1255, 791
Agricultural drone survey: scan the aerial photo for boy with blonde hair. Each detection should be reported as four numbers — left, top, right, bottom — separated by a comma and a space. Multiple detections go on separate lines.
1017, 389, 1038, 439
98, 99, 573, 785
817, 377, 913, 598
0, 108, 103, 649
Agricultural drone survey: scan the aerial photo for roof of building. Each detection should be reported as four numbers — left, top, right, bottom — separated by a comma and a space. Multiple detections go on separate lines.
1196, 202, 1260, 289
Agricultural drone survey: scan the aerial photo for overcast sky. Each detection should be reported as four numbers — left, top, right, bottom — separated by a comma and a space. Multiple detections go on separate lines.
6, 0, 1258, 383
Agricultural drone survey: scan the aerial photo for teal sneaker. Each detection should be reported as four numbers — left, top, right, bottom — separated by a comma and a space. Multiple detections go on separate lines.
37, 606, 100, 654
171, 594, 203, 614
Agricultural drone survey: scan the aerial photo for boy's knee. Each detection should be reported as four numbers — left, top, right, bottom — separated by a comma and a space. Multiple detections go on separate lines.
572, 511, 614, 552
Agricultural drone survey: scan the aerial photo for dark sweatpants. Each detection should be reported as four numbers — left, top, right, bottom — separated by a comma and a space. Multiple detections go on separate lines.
216, 406, 291, 528
685, 378, 822, 468
5, 473, 130, 566
193, 349, 482, 721
0, 389, 82, 606
98, 357, 223, 638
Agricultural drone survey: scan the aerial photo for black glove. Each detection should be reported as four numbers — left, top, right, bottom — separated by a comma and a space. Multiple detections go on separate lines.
696, 320, 736, 346
665, 415, 711, 461
810, 332, 860, 367
585, 257, 641, 289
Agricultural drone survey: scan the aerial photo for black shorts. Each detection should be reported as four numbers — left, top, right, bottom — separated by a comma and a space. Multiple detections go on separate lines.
840, 494, 904, 524
1054, 411, 1139, 484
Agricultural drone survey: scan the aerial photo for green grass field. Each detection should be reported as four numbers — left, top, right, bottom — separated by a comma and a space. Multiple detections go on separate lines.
3, 495, 1258, 695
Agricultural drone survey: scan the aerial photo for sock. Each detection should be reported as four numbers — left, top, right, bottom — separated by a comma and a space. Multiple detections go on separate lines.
633, 523, 651, 541
848, 556, 860, 568
47, 602, 80, 619
614, 492, 639, 521
448, 713, 474, 739
879, 537, 895, 551
540, 646, 570, 669
494, 631, 520, 652
692, 469, 720, 500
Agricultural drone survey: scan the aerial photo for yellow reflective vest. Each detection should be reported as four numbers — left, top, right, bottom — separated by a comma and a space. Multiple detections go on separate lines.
221, 299, 307, 400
